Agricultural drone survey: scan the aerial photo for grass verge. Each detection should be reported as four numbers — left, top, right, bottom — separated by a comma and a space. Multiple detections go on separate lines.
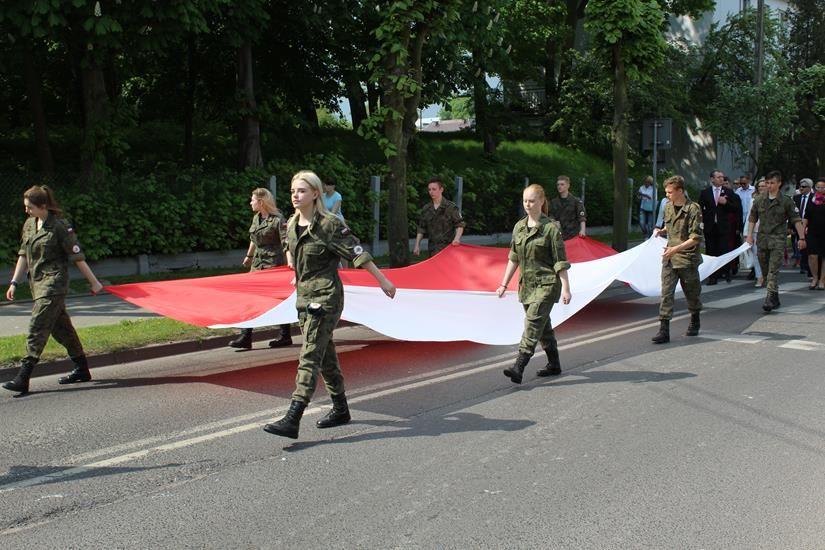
0, 318, 233, 368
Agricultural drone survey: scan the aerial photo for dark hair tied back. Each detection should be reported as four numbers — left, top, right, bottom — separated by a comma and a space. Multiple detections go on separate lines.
23, 185, 62, 215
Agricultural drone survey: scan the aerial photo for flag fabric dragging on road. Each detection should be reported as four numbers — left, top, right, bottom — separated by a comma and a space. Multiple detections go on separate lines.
105, 237, 748, 346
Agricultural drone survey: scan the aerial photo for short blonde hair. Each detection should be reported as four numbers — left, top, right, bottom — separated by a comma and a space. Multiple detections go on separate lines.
663, 175, 684, 190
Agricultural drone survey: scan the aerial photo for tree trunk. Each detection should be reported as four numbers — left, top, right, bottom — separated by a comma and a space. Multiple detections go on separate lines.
237, 43, 263, 170
21, 43, 54, 175
472, 50, 496, 155
80, 53, 109, 184
557, 0, 585, 94
543, 35, 557, 111
300, 94, 319, 130
182, 37, 197, 167
386, 135, 410, 267
610, 42, 629, 252
367, 81, 379, 116
344, 72, 368, 130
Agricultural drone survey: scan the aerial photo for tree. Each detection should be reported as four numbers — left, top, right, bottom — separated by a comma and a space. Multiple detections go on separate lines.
786, 0, 825, 175
438, 96, 473, 120
585, 0, 667, 251
696, 7, 796, 176
585, 0, 712, 251
361, 0, 463, 267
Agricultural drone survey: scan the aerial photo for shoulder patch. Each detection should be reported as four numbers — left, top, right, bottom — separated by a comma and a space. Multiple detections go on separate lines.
341, 226, 351, 236
72, 244, 81, 254
794, 207, 800, 213
67, 227, 74, 233
699, 222, 704, 230
353, 245, 364, 255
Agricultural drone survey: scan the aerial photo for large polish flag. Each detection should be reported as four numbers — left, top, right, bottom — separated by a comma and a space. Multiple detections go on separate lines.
105, 237, 748, 346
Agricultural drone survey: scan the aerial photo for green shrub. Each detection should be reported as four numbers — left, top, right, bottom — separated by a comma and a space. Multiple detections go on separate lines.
0, 136, 619, 262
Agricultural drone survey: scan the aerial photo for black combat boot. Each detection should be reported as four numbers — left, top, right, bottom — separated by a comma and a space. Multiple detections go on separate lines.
58, 355, 92, 384
536, 345, 561, 377
228, 329, 253, 349
651, 320, 670, 344
268, 325, 293, 348
263, 400, 306, 439
762, 292, 773, 312
316, 393, 351, 428
503, 352, 531, 384
770, 291, 780, 309
2, 358, 36, 394
685, 313, 700, 337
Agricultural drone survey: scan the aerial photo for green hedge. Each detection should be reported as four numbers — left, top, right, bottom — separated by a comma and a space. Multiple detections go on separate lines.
0, 138, 618, 262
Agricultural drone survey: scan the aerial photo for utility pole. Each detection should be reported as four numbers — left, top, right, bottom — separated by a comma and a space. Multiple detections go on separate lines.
753, 0, 765, 175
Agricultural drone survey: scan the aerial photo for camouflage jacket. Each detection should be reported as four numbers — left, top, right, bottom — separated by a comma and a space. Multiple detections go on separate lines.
662, 200, 704, 269
249, 211, 287, 270
509, 214, 571, 305
549, 195, 586, 240
18, 213, 85, 299
748, 194, 801, 244
287, 211, 373, 313
416, 199, 465, 249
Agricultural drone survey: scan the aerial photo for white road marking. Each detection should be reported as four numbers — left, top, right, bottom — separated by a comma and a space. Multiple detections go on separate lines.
779, 340, 825, 351
696, 331, 771, 344
773, 301, 825, 315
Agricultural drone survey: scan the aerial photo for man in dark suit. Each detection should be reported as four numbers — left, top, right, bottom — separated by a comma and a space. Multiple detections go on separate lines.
794, 178, 814, 279
699, 169, 739, 284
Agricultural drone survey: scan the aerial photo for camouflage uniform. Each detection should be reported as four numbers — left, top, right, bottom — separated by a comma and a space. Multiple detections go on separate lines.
748, 194, 802, 292
249, 211, 287, 270
659, 200, 704, 320
238, 211, 291, 341
417, 199, 465, 257
287, 211, 373, 404
549, 195, 586, 240
509, 215, 571, 355
18, 213, 86, 363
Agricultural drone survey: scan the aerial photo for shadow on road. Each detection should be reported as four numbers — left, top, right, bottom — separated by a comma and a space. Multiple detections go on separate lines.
284, 411, 535, 452
0, 462, 181, 492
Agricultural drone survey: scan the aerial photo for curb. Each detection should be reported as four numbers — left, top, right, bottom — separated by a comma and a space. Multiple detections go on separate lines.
0, 327, 286, 384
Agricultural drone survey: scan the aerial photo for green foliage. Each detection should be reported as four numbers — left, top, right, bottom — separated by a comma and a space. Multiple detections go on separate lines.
0, 137, 618, 263
317, 108, 352, 130
415, 138, 615, 226
438, 96, 473, 120
696, 7, 797, 170
798, 64, 825, 123
1, 169, 259, 262
585, 0, 667, 83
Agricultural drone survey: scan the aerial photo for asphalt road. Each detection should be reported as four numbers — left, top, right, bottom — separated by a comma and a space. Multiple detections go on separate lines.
1, 271, 824, 548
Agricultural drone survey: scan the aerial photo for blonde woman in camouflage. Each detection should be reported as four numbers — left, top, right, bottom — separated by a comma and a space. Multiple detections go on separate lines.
496, 183, 571, 385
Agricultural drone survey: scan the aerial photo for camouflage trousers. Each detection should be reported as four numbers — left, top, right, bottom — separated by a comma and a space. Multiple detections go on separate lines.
659, 262, 702, 320
291, 308, 345, 404
518, 300, 559, 357
428, 241, 450, 258
757, 237, 785, 293
26, 295, 84, 363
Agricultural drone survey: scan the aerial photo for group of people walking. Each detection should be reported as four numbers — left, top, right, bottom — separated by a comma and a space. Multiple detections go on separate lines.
4, 169, 819, 443
651, 169, 818, 346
